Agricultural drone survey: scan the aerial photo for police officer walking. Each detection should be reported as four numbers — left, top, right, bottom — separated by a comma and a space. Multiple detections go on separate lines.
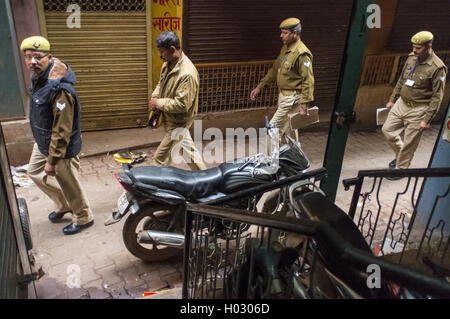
21, 36, 94, 235
382, 31, 447, 171
148, 31, 206, 170
250, 18, 315, 143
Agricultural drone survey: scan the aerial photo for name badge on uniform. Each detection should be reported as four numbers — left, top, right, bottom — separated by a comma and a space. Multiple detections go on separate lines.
405, 79, 415, 87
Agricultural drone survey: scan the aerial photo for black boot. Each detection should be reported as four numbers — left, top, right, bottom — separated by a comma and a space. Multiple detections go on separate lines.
63, 220, 94, 235
48, 211, 71, 223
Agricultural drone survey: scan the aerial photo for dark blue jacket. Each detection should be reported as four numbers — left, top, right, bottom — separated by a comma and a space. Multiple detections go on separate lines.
29, 60, 82, 158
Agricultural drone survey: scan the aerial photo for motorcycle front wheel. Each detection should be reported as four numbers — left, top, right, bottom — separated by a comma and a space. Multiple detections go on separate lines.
122, 203, 183, 262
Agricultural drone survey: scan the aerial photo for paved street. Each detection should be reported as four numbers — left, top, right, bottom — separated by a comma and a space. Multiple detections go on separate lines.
15, 125, 441, 299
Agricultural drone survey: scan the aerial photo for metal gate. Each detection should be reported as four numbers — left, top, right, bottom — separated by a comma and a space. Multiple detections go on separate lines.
42, 0, 150, 131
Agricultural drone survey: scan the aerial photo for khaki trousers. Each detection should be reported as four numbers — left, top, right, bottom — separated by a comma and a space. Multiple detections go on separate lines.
28, 143, 94, 225
270, 92, 301, 144
382, 97, 427, 169
153, 120, 206, 171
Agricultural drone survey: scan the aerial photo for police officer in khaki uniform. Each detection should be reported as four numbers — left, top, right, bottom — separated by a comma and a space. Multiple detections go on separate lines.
149, 32, 206, 170
382, 31, 447, 170
250, 18, 315, 143
21, 36, 94, 235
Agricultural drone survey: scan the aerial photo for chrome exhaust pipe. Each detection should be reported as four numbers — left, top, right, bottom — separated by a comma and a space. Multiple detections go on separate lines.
138, 230, 185, 248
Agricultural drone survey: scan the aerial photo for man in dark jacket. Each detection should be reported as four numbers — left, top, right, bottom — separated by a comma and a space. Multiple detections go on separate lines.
21, 36, 94, 235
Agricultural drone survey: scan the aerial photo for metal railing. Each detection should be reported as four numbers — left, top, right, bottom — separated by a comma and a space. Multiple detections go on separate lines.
343, 167, 450, 276
360, 50, 450, 86
181, 167, 450, 299
182, 168, 327, 299
196, 60, 278, 113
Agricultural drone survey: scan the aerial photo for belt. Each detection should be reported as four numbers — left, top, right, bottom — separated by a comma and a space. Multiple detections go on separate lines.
279, 89, 300, 96
401, 98, 423, 108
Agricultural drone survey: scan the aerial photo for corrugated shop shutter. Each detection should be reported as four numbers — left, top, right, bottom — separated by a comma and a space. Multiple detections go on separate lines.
43, 0, 149, 131
0, 178, 18, 299
0, 132, 18, 299
183, 0, 354, 116
387, 0, 450, 53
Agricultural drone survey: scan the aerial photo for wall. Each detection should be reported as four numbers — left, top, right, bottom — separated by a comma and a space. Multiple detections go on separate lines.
10, 0, 41, 105
0, 0, 28, 120
3, 1, 41, 166
414, 105, 450, 239
364, 0, 399, 55
353, 85, 450, 129
151, 0, 183, 89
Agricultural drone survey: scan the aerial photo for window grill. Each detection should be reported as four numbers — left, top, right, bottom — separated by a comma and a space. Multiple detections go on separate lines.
196, 61, 279, 114
360, 50, 450, 87
43, 0, 146, 12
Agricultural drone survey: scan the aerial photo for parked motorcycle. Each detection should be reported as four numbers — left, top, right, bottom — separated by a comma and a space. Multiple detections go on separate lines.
105, 120, 312, 262
225, 187, 448, 299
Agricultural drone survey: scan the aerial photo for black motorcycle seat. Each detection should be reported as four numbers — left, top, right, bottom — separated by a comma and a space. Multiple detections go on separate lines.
131, 160, 274, 200
131, 165, 224, 199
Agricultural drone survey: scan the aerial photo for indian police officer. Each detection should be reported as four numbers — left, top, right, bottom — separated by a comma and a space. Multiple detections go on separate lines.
382, 31, 447, 171
250, 17, 314, 143
21, 36, 94, 235
148, 31, 206, 170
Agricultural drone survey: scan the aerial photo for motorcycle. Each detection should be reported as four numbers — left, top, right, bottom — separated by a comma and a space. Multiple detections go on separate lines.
105, 119, 313, 262
224, 185, 449, 299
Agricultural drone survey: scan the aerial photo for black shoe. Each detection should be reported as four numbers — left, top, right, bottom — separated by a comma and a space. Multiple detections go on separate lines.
48, 211, 71, 223
389, 159, 397, 169
62, 220, 94, 235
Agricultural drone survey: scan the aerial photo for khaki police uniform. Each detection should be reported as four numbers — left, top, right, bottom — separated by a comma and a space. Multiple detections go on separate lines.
382, 31, 447, 169
26, 59, 94, 226
152, 52, 206, 170
257, 18, 314, 144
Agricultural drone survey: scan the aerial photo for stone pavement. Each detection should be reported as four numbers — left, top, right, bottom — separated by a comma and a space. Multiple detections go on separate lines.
14, 124, 441, 299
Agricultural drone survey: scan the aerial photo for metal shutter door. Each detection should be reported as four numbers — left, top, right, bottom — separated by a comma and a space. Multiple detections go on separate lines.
183, 0, 354, 116
44, 1, 149, 131
387, 0, 450, 53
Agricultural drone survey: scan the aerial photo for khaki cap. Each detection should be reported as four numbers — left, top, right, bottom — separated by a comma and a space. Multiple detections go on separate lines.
20, 36, 50, 52
411, 31, 434, 45
280, 17, 301, 29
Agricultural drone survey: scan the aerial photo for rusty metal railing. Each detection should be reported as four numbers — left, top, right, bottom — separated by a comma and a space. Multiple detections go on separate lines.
343, 167, 450, 275
196, 60, 278, 113
182, 167, 450, 299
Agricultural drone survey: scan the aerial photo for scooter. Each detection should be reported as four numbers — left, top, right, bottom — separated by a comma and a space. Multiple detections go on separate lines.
105, 119, 312, 262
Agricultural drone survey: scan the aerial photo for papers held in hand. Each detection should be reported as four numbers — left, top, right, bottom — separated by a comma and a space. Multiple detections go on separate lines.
289, 106, 319, 130
376, 107, 389, 126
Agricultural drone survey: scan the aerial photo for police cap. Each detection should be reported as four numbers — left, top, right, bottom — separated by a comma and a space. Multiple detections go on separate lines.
411, 31, 434, 45
20, 36, 50, 52
280, 18, 301, 29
